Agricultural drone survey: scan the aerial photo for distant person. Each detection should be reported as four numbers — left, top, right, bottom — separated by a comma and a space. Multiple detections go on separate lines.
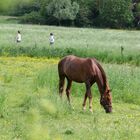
16, 30, 21, 43
49, 33, 54, 46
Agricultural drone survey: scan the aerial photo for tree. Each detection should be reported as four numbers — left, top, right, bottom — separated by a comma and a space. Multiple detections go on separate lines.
75, 6, 92, 27
10, 0, 41, 16
132, 0, 140, 27
20, 11, 45, 24
74, 0, 94, 27
46, 0, 79, 25
98, 0, 134, 28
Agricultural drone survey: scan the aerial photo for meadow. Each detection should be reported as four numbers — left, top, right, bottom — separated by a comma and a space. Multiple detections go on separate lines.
0, 17, 140, 140
0, 57, 139, 140
0, 19, 140, 65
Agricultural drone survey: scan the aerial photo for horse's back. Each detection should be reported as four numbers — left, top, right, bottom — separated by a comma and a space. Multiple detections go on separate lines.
58, 55, 98, 82
58, 55, 98, 72
58, 55, 77, 74
58, 55, 89, 69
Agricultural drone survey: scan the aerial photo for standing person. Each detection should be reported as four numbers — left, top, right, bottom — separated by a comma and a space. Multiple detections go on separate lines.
49, 33, 54, 46
16, 30, 21, 43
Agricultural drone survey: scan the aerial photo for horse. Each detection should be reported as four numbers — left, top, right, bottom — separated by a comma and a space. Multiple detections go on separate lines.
58, 55, 112, 113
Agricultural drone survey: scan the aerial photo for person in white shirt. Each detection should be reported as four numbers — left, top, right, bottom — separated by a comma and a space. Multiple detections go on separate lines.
49, 33, 54, 45
16, 31, 21, 43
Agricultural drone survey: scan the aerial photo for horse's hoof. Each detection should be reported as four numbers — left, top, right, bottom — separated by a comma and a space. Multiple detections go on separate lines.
83, 106, 86, 111
89, 108, 93, 113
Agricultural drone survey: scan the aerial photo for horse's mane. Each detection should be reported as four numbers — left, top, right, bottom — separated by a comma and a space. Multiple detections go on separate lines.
93, 58, 107, 92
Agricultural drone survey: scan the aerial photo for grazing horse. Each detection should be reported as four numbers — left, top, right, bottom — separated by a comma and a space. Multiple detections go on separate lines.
58, 55, 112, 113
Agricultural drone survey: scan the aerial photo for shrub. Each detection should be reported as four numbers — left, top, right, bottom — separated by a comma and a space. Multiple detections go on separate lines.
98, 0, 134, 28
46, 0, 79, 26
20, 11, 45, 24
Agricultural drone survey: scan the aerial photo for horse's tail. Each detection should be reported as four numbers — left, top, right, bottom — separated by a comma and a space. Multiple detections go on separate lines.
58, 58, 65, 76
93, 58, 107, 91
58, 58, 66, 95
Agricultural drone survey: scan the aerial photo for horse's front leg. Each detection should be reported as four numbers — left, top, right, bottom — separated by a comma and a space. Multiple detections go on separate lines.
82, 93, 88, 111
59, 75, 65, 98
88, 90, 93, 112
83, 82, 93, 112
83, 91, 92, 112
66, 79, 72, 105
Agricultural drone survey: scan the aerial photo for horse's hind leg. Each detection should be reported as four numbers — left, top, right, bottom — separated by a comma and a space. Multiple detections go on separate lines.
66, 79, 72, 105
59, 75, 65, 98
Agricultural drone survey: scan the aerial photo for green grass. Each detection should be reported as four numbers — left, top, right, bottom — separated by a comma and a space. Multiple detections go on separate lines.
0, 57, 139, 140
0, 21, 140, 65
0, 16, 19, 24
0, 17, 139, 139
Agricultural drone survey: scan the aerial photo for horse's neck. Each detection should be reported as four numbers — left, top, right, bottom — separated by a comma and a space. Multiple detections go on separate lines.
95, 71, 107, 95
93, 59, 107, 96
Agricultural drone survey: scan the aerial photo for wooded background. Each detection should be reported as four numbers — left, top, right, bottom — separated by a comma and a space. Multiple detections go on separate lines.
0, 0, 140, 28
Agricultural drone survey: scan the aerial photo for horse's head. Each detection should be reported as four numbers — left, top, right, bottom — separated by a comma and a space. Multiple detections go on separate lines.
100, 89, 112, 113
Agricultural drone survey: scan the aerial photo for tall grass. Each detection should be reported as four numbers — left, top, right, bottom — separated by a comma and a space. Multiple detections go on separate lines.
0, 20, 140, 139
0, 23, 140, 65
35, 62, 140, 105
0, 57, 139, 139
0, 16, 19, 24
0, 45, 139, 66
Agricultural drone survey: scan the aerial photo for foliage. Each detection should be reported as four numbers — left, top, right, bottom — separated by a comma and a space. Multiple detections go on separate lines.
46, 0, 79, 25
11, 0, 40, 16
1, 0, 139, 28
98, 0, 134, 28
0, 0, 18, 12
75, 6, 92, 27
20, 11, 45, 24
132, 1, 140, 27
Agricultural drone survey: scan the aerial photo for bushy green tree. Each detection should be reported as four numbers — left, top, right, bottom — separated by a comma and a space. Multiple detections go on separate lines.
98, 0, 134, 28
20, 11, 45, 24
75, 6, 91, 27
46, 0, 79, 25
74, 0, 94, 27
10, 0, 40, 16
132, 1, 140, 27
0, 0, 136, 28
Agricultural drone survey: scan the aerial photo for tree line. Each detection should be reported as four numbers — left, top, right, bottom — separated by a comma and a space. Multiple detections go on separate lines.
4, 0, 140, 28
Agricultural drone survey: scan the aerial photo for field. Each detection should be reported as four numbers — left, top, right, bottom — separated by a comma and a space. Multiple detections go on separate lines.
0, 57, 139, 140
0, 17, 140, 140
0, 20, 140, 65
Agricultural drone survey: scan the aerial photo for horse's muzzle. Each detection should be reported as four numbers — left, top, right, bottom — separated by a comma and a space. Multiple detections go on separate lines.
105, 106, 112, 113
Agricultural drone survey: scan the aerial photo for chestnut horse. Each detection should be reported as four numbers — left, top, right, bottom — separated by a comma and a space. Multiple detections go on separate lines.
58, 55, 112, 113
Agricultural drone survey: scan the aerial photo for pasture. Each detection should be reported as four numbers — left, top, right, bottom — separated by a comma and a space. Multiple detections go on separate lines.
0, 57, 139, 140
0, 17, 140, 139
0, 21, 140, 65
